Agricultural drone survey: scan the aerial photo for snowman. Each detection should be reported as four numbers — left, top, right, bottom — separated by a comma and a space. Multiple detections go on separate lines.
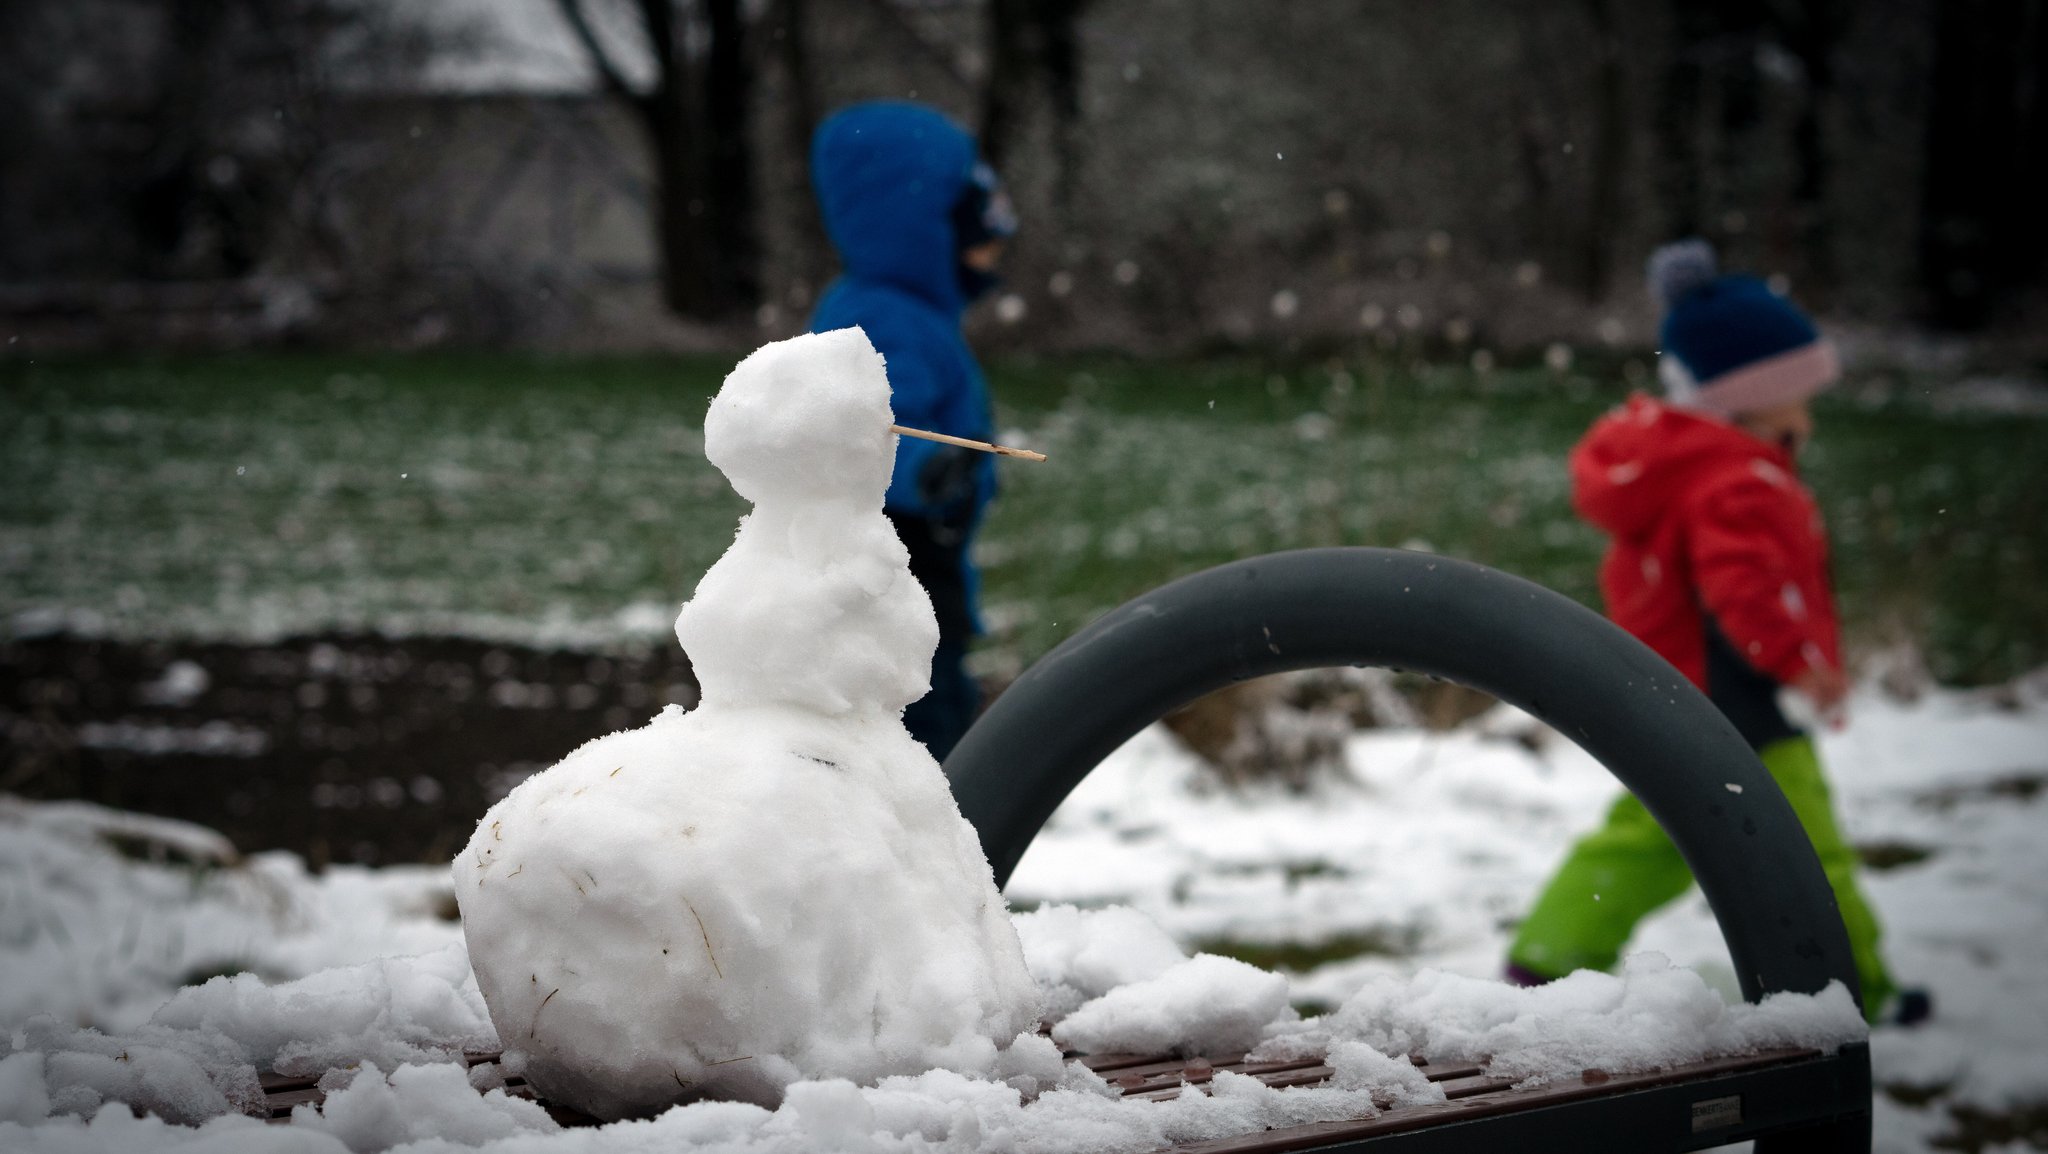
455, 328, 1041, 1120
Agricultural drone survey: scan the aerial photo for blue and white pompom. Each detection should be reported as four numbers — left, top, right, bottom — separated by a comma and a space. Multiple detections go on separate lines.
1646, 239, 1718, 312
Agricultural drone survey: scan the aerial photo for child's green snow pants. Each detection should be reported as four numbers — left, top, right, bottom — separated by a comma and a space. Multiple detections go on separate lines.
1507, 734, 1894, 1021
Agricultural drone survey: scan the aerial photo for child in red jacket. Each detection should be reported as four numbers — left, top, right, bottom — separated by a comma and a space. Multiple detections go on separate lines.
1506, 240, 1923, 1025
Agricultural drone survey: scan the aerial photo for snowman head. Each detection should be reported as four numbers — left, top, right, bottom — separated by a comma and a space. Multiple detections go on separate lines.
706, 328, 895, 507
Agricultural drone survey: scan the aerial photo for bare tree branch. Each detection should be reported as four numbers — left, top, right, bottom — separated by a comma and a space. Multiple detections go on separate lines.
554, 0, 644, 105
636, 0, 677, 81
772, 0, 819, 148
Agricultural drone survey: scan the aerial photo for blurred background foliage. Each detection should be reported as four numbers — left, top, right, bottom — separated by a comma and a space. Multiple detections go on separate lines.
1, 0, 2043, 354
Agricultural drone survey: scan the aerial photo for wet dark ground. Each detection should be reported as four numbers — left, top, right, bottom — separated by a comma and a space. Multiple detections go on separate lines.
0, 633, 703, 866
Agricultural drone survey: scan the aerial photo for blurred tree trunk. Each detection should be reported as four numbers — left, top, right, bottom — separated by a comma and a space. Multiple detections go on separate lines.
1919, 0, 2048, 330
1778, 0, 1850, 304
1654, 0, 1769, 244
980, 0, 1030, 171
1038, 0, 1086, 214
704, 0, 759, 309
132, 1, 223, 276
1512, 106, 1556, 274
559, 0, 760, 321
1654, 1, 1713, 239
1580, 0, 1629, 301
1509, 0, 1629, 302
768, 0, 828, 297
980, 0, 1086, 210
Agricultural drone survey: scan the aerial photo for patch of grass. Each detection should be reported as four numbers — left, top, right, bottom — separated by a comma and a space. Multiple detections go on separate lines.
1882, 1081, 1954, 1109
0, 352, 741, 642
1914, 772, 2048, 812
1207, 859, 1347, 886
978, 357, 1613, 670
1937, 1102, 2048, 1152
1193, 927, 1421, 972
1856, 841, 1938, 871
4, 350, 2044, 684
1281, 859, 1344, 887
981, 354, 2048, 685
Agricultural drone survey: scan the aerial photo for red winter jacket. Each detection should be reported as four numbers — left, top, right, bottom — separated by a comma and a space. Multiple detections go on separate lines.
1571, 394, 1842, 697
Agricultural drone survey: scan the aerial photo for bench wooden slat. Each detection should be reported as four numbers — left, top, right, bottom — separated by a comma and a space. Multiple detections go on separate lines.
1082, 1051, 1175, 1072
265, 1087, 325, 1118
1431, 1072, 1519, 1100
1253, 1064, 1337, 1092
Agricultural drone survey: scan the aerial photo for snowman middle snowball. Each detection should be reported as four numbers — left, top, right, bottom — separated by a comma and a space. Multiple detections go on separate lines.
455, 328, 1041, 1120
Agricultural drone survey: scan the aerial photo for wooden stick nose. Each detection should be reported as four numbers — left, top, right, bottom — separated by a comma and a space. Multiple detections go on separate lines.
889, 425, 1047, 462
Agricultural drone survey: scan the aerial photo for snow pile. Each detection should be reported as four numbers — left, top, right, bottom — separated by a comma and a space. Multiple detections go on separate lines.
149, 945, 496, 1077
0, 796, 463, 1034
1016, 905, 1297, 1057
3, 1019, 260, 1126
10, 798, 238, 867
749, 1062, 1431, 1152
0, 1055, 1444, 1154
1, 946, 494, 1131
1256, 951, 1867, 1087
1013, 904, 1189, 1021
454, 329, 1040, 1119
1324, 1043, 1444, 1104
291, 1063, 557, 1151
1055, 955, 1293, 1057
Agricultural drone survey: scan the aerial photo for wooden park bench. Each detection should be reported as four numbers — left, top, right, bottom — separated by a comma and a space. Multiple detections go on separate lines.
944, 548, 1874, 1152
263, 548, 1873, 1151
264, 1039, 1866, 1149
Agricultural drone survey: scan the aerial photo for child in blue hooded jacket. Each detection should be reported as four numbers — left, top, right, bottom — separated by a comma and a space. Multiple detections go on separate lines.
808, 101, 1017, 760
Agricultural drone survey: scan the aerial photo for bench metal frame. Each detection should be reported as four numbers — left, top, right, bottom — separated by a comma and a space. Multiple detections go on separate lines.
945, 547, 1871, 1153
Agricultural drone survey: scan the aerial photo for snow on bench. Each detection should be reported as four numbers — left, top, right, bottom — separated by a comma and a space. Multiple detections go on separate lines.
257, 1040, 1860, 1151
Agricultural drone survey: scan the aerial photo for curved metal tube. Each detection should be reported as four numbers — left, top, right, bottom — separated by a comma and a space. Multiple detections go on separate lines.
945, 547, 1859, 1009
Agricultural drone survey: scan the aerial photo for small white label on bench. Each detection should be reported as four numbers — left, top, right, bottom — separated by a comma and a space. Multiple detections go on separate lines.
1691, 1095, 1743, 1132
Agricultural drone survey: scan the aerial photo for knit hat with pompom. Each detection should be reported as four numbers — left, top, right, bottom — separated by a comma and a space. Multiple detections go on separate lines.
1647, 239, 1838, 415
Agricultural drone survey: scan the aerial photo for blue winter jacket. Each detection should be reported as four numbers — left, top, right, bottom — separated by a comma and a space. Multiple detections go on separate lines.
808, 102, 998, 626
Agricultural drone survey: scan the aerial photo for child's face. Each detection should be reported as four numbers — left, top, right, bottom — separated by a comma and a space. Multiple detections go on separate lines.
961, 239, 1006, 274
1735, 400, 1815, 456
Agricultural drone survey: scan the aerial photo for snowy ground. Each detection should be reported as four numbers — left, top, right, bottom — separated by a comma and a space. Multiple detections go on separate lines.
1015, 677, 2048, 1150
3, 676, 2045, 1151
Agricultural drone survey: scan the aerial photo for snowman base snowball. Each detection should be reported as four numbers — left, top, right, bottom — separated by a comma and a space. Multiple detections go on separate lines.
455, 328, 1039, 1119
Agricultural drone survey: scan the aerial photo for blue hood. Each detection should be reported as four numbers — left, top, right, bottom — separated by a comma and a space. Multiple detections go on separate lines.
811, 102, 979, 313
